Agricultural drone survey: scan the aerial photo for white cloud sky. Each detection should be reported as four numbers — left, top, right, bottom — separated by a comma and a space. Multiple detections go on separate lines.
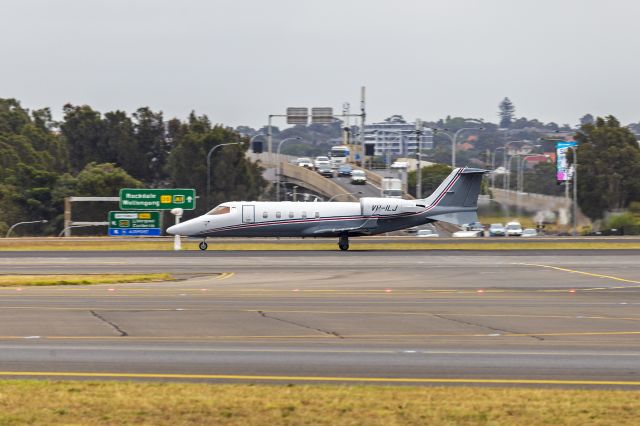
1, 0, 639, 128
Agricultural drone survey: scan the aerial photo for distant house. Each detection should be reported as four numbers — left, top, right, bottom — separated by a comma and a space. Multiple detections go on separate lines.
523, 154, 553, 169
505, 140, 535, 156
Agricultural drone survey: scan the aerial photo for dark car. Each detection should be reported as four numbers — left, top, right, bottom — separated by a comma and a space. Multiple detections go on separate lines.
337, 164, 353, 177
317, 165, 334, 178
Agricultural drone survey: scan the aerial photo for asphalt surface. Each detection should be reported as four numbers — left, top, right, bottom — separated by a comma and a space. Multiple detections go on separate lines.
1, 249, 639, 387
332, 175, 382, 198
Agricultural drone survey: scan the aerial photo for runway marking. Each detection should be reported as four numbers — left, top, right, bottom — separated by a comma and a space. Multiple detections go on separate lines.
215, 272, 235, 281
0, 371, 639, 386
515, 263, 640, 289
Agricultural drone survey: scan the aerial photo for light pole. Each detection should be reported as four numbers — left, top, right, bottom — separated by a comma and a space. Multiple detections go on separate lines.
206, 142, 241, 212
328, 191, 363, 201
6, 219, 48, 237
539, 136, 578, 235
276, 137, 302, 201
415, 119, 423, 199
567, 146, 578, 236
432, 124, 484, 168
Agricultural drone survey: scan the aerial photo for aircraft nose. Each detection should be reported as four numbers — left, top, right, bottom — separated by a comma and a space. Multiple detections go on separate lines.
166, 224, 180, 235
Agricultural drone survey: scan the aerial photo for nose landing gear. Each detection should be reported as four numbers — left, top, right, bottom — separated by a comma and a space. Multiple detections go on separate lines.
199, 240, 208, 251
338, 234, 349, 251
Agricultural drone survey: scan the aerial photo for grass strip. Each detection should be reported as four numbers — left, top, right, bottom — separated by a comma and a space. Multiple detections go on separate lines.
0, 274, 174, 287
0, 381, 637, 425
1, 241, 640, 251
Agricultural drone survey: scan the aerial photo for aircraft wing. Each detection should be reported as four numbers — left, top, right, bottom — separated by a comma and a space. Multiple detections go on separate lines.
301, 218, 378, 237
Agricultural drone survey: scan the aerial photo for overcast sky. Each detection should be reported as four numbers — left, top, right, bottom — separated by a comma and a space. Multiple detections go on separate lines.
2, 0, 639, 129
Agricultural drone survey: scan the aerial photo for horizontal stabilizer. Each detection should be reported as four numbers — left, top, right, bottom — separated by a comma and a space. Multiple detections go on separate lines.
428, 211, 479, 226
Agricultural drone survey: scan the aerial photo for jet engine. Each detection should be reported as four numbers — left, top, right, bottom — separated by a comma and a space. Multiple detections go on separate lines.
360, 198, 424, 216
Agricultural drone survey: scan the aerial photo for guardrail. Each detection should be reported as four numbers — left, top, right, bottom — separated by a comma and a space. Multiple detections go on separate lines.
281, 163, 359, 201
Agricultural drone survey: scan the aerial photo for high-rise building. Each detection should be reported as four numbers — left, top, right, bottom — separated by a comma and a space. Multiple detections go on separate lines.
364, 115, 433, 157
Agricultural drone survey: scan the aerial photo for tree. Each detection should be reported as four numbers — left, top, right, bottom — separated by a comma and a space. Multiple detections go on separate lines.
407, 163, 453, 197
167, 115, 267, 216
498, 97, 515, 128
574, 116, 640, 220
133, 107, 168, 185
60, 104, 106, 172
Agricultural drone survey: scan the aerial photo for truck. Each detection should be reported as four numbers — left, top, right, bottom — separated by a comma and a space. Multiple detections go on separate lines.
329, 145, 349, 168
381, 177, 403, 198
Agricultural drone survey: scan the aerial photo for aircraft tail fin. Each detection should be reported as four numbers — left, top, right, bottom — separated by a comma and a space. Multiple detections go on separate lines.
422, 167, 487, 226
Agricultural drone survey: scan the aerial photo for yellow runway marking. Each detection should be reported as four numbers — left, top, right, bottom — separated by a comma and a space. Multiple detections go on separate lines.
0, 371, 639, 386
515, 263, 640, 288
215, 272, 235, 280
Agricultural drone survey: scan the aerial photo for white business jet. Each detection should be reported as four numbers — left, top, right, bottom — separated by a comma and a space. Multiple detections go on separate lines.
167, 167, 486, 251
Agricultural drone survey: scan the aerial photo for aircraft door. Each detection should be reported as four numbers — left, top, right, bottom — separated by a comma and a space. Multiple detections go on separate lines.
242, 205, 255, 223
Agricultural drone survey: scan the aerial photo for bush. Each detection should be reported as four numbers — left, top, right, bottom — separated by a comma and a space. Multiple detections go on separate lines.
605, 212, 640, 235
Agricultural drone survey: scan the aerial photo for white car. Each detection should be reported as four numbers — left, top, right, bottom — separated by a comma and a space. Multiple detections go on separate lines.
350, 170, 367, 184
296, 157, 313, 168
521, 228, 537, 237
416, 229, 439, 237
505, 221, 523, 236
314, 156, 330, 170
452, 230, 482, 238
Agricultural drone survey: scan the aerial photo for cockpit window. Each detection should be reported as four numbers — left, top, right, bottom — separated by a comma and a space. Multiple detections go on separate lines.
207, 205, 231, 215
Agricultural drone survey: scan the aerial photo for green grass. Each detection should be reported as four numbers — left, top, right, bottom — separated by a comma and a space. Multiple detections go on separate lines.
0, 381, 637, 425
0, 274, 174, 287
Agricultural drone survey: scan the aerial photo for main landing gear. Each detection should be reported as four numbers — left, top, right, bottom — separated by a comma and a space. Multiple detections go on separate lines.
199, 240, 208, 251
338, 234, 349, 251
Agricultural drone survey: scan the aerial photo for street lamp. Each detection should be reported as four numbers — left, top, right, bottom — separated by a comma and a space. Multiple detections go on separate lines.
6, 219, 48, 237
206, 142, 241, 211
432, 122, 484, 168
328, 191, 363, 201
567, 146, 578, 237
539, 136, 579, 236
276, 137, 302, 201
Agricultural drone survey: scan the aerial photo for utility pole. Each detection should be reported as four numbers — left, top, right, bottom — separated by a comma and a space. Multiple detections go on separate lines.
415, 119, 423, 199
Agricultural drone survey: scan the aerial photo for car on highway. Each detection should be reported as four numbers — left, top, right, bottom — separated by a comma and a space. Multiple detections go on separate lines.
295, 157, 313, 168
452, 230, 482, 237
337, 164, 353, 177
314, 156, 330, 170
521, 228, 538, 237
466, 221, 485, 236
416, 229, 439, 237
488, 223, 506, 237
316, 164, 334, 178
350, 170, 367, 185
505, 221, 523, 236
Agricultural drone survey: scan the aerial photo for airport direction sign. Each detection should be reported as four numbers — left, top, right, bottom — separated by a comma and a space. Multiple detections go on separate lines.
108, 211, 162, 236
119, 188, 196, 210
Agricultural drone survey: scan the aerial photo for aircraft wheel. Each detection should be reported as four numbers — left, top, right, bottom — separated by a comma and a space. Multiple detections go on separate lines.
199, 241, 208, 251
338, 234, 349, 251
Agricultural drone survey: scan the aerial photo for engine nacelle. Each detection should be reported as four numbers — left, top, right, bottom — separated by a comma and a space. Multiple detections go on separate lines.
360, 198, 423, 216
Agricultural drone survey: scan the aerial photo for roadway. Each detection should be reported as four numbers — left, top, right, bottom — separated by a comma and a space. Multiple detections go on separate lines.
0, 249, 639, 387
331, 174, 381, 199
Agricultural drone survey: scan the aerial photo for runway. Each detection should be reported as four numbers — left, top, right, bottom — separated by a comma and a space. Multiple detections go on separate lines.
0, 249, 639, 387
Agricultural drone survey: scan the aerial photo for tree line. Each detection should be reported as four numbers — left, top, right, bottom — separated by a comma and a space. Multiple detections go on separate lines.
0, 98, 266, 236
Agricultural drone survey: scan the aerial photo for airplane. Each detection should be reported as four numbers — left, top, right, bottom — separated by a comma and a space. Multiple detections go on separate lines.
166, 167, 486, 251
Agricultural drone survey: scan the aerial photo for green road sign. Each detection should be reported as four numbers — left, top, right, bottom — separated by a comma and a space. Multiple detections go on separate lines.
109, 211, 160, 229
108, 211, 162, 236
119, 188, 196, 210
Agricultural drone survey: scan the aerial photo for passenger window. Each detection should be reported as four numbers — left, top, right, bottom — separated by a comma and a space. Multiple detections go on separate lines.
276, 212, 281, 219
207, 205, 231, 215
301, 212, 307, 219
262, 211, 268, 219
315, 212, 320, 218
289, 212, 294, 218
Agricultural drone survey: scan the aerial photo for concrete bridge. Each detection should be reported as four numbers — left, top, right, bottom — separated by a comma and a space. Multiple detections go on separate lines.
491, 188, 591, 227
